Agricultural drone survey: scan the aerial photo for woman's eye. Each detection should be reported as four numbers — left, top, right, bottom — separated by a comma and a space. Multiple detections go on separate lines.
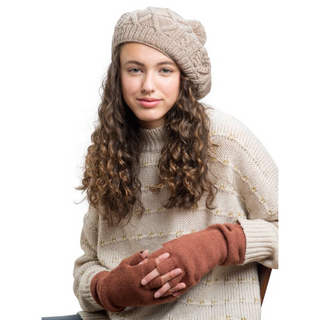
161, 68, 172, 74
129, 68, 142, 73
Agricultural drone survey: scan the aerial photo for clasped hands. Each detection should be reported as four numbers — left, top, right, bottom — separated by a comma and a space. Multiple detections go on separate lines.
139, 249, 186, 298
91, 224, 245, 312
91, 247, 188, 312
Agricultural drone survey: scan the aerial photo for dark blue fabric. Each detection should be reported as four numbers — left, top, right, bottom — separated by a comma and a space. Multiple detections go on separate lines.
42, 315, 82, 320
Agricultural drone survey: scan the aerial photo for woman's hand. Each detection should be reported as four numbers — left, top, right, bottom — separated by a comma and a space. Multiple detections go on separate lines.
139, 224, 246, 300
139, 251, 186, 298
90, 250, 182, 312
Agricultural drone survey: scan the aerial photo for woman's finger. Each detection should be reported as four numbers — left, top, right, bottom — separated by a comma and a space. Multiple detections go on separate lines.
140, 251, 169, 266
155, 252, 170, 265
154, 282, 171, 298
154, 276, 185, 299
160, 282, 187, 298
141, 252, 170, 285
138, 258, 149, 265
169, 282, 186, 295
140, 250, 149, 260
141, 268, 160, 285
138, 250, 149, 265
160, 268, 182, 285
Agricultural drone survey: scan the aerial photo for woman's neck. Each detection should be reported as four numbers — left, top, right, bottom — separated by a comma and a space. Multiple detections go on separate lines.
139, 125, 166, 152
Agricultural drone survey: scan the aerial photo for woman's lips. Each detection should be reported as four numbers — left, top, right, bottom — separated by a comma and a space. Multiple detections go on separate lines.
137, 98, 162, 108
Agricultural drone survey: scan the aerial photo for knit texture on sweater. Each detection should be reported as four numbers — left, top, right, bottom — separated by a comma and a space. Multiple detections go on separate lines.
73, 107, 278, 320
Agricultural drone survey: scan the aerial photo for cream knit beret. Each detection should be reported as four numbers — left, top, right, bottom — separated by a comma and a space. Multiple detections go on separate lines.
112, 7, 211, 100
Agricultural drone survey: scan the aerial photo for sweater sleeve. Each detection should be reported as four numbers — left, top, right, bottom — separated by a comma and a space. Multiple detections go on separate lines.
208, 108, 278, 269
73, 206, 107, 312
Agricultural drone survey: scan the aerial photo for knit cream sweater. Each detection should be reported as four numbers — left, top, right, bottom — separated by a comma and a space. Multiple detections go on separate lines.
73, 107, 278, 320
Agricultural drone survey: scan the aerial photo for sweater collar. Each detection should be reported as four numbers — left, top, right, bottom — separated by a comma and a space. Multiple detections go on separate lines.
139, 125, 166, 152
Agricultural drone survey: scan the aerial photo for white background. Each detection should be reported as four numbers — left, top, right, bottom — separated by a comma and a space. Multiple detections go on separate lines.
1, 1, 319, 319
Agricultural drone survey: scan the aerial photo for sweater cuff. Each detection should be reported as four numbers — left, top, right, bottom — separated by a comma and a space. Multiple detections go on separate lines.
238, 218, 278, 269
78, 266, 108, 312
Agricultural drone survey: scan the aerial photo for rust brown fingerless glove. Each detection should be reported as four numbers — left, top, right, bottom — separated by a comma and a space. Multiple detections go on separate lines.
146, 223, 246, 292
90, 252, 177, 312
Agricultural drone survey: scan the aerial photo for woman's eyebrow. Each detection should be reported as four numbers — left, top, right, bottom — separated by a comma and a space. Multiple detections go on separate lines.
156, 61, 177, 67
124, 60, 144, 66
124, 60, 176, 67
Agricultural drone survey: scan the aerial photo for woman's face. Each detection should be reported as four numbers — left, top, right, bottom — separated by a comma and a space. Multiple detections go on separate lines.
120, 43, 181, 129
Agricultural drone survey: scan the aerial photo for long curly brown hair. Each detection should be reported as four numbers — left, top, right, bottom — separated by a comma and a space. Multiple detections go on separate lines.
77, 45, 217, 226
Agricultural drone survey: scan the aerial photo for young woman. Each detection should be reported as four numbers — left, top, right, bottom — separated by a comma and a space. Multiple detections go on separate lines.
71, 6, 278, 320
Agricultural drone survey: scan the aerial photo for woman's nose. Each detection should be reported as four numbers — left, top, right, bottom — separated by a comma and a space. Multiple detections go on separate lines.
141, 72, 156, 94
